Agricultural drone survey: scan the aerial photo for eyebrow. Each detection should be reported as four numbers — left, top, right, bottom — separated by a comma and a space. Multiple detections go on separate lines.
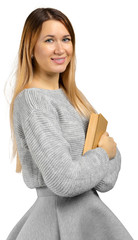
44, 34, 71, 38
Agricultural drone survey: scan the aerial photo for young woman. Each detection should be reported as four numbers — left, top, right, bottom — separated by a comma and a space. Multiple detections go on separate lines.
6, 7, 133, 240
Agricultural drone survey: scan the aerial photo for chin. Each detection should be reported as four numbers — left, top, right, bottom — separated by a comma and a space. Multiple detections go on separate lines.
53, 66, 67, 73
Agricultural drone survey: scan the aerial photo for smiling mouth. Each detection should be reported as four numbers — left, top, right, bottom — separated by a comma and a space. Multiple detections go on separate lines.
51, 57, 66, 64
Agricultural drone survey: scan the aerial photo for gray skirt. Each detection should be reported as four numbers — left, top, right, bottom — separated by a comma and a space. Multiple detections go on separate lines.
6, 187, 133, 240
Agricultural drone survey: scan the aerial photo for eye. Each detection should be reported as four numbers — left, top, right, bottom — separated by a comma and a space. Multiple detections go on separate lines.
63, 38, 71, 42
45, 39, 54, 43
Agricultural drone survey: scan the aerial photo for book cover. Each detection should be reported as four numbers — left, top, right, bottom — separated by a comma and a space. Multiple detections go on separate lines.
83, 113, 108, 155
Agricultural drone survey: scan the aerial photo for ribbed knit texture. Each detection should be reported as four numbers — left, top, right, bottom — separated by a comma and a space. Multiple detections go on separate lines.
13, 87, 121, 197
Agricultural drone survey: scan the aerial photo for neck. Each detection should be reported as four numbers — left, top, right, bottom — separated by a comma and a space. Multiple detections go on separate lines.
32, 69, 60, 90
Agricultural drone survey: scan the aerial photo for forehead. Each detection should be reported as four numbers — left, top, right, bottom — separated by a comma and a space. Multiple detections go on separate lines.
40, 20, 70, 37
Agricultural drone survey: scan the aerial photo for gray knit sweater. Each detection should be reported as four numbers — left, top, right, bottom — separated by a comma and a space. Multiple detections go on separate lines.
13, 87, 121, 197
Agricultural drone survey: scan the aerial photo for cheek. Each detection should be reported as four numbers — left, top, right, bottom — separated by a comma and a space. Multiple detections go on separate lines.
66, 44, 73, 57
34, 45, 52, 61
34, 48, 44, 62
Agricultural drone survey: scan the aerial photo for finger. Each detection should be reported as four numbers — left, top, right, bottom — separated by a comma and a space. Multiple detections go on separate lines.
110, 137, 115, 142
104, 131, 109, 136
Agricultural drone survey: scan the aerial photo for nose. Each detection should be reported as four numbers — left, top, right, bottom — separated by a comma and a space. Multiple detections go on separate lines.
54, 41, 65, 55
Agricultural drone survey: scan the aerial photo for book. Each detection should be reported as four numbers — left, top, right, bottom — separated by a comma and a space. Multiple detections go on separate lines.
83, 113, 108, 155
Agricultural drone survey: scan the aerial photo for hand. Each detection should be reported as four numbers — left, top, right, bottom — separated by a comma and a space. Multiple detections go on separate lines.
98, 131, 117, 160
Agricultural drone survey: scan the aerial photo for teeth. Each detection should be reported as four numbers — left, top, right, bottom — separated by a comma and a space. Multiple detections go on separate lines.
52, 58, 65, 63
51, 58, 65, 63
54, 58, 63, 60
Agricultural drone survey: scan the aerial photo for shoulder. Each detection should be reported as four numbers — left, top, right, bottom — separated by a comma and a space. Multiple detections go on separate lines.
13, 89, 55, 121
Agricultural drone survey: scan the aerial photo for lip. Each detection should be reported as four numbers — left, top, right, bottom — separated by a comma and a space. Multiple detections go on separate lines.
51, 57, 66, 60
51, 57, 66, 64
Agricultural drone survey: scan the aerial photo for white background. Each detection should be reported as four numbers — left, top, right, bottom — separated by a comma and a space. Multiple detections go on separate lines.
0, 0, 137, 239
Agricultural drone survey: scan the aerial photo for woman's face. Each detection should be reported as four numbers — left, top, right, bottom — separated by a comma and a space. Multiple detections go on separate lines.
33, 20, 73, 75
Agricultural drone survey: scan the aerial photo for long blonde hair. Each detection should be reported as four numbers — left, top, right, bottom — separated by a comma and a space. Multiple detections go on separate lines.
7, 8, 97, 173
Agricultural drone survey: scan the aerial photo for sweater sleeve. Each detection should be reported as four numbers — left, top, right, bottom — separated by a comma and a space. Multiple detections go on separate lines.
22, 108, 109, 197
94, 147, 121, 192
